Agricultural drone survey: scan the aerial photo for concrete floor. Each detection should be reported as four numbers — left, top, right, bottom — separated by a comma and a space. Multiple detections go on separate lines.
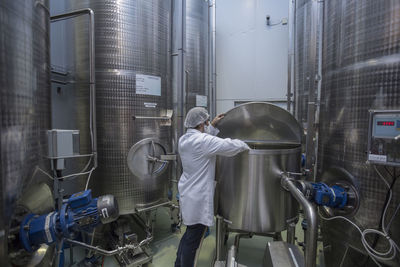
66, 207, 325, 267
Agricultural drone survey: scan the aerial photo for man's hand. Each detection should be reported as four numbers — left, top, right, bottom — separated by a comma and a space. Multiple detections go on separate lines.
211, 113, 225, 127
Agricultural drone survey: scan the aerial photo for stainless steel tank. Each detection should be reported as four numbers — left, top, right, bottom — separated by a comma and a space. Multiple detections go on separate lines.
69, 0, 173, 214
186, 0, 209, 110
216, 102, 302, 233
316, 1, 400, 266
0, 0, 51, 265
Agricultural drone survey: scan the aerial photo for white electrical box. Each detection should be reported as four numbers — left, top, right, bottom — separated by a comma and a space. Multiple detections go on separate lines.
367, 110, 400, 166
48, 129, 80, 158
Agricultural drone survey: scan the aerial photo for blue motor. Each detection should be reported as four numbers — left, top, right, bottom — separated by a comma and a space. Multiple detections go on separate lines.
297, 181, 348, 209
19, 190, 119, 252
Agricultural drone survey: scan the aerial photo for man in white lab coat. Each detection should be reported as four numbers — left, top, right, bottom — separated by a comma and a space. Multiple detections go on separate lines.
175, 107, 249, 267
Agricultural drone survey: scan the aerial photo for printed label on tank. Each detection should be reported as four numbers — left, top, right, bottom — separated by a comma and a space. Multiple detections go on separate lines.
136, 74, 161, 96
368, 154, 387, 162
196, 95, 208, 107
144, 102, 157, 108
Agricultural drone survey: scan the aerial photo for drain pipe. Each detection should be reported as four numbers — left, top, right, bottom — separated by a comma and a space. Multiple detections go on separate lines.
281, 175, 317, 267
287, 0, 296, 112
208, 0, 217, 117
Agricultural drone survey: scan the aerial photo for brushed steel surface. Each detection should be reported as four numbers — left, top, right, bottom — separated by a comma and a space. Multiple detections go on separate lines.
216, 103, 302, 233
69, 0, 172, 214
312, 1, 400, 266
217, 147, 301, 233
217, 102, 302, 145
0, 0, 51, 265
185, 0, 209, 110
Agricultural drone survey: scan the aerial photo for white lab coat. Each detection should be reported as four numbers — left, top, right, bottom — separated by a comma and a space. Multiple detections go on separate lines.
178, 125, 249, 226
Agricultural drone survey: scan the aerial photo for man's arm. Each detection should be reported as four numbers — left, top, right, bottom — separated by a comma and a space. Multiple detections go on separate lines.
203, 135, 250, 157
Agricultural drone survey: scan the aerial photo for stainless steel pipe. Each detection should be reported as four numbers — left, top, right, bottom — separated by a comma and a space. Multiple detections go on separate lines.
215, 215, 225, 262
208, 0, 217, 118
286, 218, 297, 244
65, 236, 153, 256
226, 245, 237, 267
50, 9, 97, 168
281, 175, 317, 267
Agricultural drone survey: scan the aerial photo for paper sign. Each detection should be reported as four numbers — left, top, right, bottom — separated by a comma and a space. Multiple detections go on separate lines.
136, 74, 161, 96
196, 95, 208, 107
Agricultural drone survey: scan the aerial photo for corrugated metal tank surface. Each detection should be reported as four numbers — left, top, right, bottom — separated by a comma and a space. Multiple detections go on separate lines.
186, 0, 209, 110
0, 0, 50, 263
69, 0, 172, 214
318, 0, 400, 266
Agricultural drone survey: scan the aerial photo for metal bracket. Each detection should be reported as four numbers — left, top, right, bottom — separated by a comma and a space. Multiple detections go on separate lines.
132, 109, 173, 126
160, 154, 177, 161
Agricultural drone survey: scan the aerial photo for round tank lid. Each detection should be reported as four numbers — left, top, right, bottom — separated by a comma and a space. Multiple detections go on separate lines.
127, 138, 169, 179
217, 102, 302, 145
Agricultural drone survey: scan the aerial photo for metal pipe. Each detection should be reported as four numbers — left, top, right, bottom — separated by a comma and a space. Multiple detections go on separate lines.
135, 201, 172, 213
292, 0, 297, 117
181, 0, 187, 121
132, 116, 171, 120
65, 236, 153, 256
304, 0, 319, 178
215, 215, 225, 262
51, 9, 97, 168
312, 0, 324, 180
281, 176, 317, 267
234, 233, 252, 252
226, 245, 237, 267
286, 218, 297, 244
208, 0, 217, 118
287, 0, 295, 112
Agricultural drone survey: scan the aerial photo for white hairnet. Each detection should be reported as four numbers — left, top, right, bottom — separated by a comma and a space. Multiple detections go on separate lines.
184, 107, 210, 128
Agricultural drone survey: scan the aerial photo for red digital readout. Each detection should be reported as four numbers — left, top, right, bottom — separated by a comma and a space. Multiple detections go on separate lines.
377, 121, 395, 126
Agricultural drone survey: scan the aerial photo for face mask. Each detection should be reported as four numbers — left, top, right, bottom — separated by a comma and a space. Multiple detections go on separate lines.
204, 124, 211, 134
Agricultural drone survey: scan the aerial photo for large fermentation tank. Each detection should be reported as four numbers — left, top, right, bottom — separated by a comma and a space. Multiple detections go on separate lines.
186, 0, 209, 110
317, 1, 400, 266
216, 103, 302, 233
0, 0, 51, 264
69, 0, 173, 214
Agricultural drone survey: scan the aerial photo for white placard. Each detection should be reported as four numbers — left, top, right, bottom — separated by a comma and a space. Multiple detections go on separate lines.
368, 154, 387, 162
136, 74, 161, 96
196, 95, 208, 107
144, 102, 157, 108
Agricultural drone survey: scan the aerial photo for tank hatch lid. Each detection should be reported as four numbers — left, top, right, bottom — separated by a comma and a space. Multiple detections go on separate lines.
217, 102, 302, 146
127, 138, 169, 179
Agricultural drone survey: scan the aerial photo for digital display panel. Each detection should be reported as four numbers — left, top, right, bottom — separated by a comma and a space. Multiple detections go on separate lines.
377, 121, 395, 126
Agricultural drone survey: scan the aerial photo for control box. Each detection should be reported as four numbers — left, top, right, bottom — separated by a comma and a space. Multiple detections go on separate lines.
367, 110, 400, 166
48, 129, 80, 158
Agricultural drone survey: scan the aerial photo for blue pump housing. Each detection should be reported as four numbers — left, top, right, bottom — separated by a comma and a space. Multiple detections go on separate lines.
20, 190, 102, 252
311, 183, 347, 208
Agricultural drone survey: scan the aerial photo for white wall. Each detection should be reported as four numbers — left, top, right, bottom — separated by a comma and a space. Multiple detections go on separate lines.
216, 0, 289, 114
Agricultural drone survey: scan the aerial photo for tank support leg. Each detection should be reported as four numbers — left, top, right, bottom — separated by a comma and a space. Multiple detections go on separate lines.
215, 215, 226, 262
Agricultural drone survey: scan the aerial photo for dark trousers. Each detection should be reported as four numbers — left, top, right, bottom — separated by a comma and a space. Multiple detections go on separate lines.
175, 224, 207, 267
